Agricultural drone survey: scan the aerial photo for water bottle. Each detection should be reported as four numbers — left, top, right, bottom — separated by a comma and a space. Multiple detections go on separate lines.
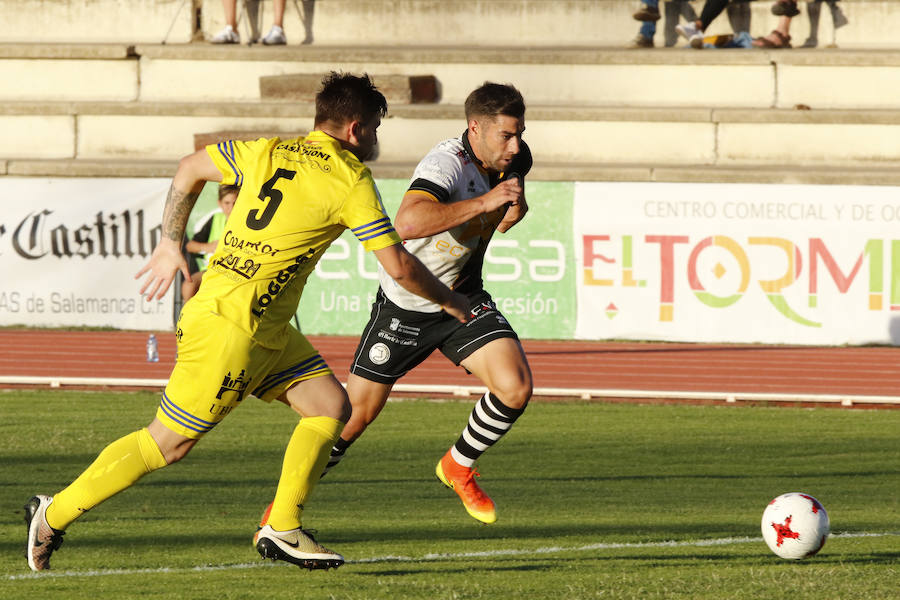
146, 334, 159, 362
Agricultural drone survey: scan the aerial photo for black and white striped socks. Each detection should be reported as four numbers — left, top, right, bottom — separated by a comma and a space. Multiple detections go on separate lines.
450, 392, 525, 467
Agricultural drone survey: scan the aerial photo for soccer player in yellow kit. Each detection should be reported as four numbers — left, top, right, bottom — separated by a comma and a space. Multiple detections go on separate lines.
24, 72, 468, 572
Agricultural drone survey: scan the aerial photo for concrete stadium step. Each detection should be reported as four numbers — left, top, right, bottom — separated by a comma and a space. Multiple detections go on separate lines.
5, 43, 900, 111
1, 0, 896, 48
258, 73, 438, 104
5, 157, 900, 188
5, 100, 900, 169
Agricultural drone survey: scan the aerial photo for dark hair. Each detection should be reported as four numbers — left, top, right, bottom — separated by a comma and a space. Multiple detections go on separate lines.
464, 82, 525, 121
218, 183, 240, 200
314, 72, 388, 127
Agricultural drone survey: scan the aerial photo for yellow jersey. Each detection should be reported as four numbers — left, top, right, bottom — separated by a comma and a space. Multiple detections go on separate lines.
193, 131, 401, 347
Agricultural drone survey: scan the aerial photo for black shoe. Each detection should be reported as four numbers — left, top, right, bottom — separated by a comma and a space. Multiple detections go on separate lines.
772, 1, 801, 17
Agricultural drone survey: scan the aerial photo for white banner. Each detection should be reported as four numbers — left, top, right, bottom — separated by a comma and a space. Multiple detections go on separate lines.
575, 182, 900, 345
0, 178, 173, 330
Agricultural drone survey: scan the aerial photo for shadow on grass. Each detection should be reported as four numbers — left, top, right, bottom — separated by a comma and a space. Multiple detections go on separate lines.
355, 560, 566, 576
322, 469, 900, 485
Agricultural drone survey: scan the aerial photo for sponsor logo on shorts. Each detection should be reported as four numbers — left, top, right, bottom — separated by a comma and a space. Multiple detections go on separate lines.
470, 302, 497, 319
389, 318, 421, 336
369, 343, 390, 365
377, 330, 418, 346
466, 300, 509, 327
470, 302, 495, 318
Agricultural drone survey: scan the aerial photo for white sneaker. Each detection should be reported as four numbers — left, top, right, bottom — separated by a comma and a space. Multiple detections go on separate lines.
676, 22, 705, 49
211, 25, 240, 44
261, 25, 287, 45
256, 524, 343, 570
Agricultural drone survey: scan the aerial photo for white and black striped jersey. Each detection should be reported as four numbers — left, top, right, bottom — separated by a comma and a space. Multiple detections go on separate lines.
378, 131, 532, 312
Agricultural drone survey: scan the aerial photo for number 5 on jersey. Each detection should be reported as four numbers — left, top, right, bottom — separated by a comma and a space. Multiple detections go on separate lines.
247, 168, 296, 230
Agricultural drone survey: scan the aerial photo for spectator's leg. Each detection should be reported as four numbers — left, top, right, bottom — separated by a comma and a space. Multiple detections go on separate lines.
803, 0, 821, 47
727, 1, 752, 34
663, 1, 680, 47
629, 20, 656, 47
699, 0, 731, 31
223, 0, 237, 28
828, 0, 848, 29
273, 0, 286, 28
680, 0, 698, 23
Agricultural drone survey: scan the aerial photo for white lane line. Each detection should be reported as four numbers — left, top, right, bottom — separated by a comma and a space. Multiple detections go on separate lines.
6, 531, 897, 580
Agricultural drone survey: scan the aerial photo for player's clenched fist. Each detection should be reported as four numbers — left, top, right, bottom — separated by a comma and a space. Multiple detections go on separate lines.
480, 178, 522, 212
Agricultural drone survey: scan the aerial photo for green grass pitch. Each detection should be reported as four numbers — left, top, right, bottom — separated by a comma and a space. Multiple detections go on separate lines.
1, 390, 897, 599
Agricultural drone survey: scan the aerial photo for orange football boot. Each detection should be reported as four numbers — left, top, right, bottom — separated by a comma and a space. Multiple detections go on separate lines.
435, 450, 497, 524
252, 501, 274, 546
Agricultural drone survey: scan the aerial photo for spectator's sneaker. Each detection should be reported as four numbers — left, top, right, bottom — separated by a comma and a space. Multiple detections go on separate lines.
771, 1, 800, 17
261, 25, 287, 45
627, 34, 654, 49
676, 22, 705, 49
256, 525, 344, 570
24, 495, 65, 571
435, 450, 497, 524
251, 501, 274, 546
633, 6, 661, 22
211, 25, 240, 44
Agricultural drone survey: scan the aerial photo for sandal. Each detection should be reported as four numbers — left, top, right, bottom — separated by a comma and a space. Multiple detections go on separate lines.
771, 1, 801, 17
752, 30, 792, 49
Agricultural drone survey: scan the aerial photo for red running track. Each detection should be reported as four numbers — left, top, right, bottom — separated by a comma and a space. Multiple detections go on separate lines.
0, 329, 897, 408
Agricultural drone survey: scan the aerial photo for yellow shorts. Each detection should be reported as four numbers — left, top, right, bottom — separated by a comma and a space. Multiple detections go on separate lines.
156, 307, 333, 439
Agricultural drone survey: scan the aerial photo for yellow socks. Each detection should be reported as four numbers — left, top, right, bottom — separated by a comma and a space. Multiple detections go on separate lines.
267, 416, 344, 532
44, 417, 343, 533
46, 428, 167, 531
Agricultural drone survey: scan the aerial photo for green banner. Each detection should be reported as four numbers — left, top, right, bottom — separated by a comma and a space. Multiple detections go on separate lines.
296, 179, 576, 339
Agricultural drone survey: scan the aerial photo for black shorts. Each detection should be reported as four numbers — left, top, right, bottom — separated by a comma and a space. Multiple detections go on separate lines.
350, 288, 519, 384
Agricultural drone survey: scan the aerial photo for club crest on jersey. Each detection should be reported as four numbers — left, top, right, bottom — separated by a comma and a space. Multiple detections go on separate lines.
216, 369, 251, 402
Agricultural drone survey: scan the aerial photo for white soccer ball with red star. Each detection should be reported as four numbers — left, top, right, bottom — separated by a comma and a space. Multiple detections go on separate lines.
761, 492, 830, 560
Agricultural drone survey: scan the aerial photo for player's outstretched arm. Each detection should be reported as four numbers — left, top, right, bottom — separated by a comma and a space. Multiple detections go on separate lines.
136, 149, 222, 301
394, 179, 522, 240
373, 244, 469, 323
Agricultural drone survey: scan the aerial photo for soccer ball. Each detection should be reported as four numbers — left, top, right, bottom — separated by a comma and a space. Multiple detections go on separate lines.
761, 492, 830, 560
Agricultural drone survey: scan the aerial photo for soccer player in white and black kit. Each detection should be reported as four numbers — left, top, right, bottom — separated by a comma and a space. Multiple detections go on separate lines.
330, 82, 533, 524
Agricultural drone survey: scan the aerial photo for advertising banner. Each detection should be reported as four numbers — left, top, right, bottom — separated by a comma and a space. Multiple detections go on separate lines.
0, 178, 173, 330
575, 182, 900, 345
297, 180, 578, 339
8, 176, 896, 346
